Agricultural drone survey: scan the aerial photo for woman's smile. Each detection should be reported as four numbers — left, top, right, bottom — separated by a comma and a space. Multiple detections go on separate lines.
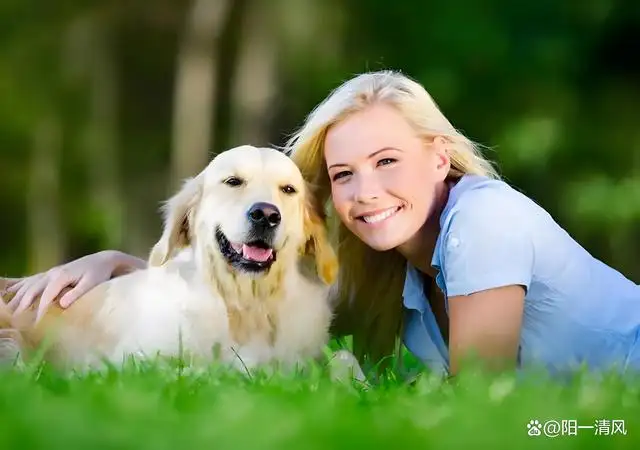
355, 205, 403, 226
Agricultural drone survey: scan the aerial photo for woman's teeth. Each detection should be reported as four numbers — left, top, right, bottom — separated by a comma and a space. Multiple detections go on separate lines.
361, 207, 400, 224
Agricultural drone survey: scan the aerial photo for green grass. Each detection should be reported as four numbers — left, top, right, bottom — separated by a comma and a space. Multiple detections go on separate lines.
0, 347, 638, 450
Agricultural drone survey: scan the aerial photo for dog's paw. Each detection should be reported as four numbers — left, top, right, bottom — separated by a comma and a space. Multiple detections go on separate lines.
0, 329, 25, 368
328, 349, 368, 386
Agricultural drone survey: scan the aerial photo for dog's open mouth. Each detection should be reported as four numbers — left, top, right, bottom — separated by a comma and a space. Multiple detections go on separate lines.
230, 242, 273, 262
215, 227, 276, 273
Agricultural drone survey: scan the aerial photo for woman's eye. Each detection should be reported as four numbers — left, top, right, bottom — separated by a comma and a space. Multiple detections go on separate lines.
378, 158, 396, 166
332, 171, 351, 182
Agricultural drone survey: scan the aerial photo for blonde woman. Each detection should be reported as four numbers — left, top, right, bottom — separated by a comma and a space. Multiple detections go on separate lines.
5, 71, 640, 378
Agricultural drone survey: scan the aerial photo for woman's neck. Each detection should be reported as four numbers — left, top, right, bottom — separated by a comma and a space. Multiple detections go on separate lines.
396, 179, 452, 277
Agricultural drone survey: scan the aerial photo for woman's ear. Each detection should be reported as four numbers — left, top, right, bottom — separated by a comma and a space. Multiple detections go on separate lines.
430, 135, 452, 181
301, 191, 338, 285
148, 176, 203, 267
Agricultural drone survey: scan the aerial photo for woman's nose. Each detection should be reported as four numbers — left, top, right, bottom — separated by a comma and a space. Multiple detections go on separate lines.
352, 173, 380, 203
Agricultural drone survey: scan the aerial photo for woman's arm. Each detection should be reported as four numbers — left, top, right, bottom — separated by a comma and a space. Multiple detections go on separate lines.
110, 251, 149, 277
4, 250, 148, 320
448, 285, 525, 375
439, 187, 535, 376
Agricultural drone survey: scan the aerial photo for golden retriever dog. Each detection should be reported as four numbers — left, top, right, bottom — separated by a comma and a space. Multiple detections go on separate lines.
0, 145, 339, 373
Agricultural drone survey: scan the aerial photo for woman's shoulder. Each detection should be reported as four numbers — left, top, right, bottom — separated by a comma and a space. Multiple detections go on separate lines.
433, 175, 550, 296
441, 175, 547, 233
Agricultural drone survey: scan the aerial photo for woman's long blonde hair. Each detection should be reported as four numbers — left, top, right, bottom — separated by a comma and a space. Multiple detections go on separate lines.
284, 70, 500, 372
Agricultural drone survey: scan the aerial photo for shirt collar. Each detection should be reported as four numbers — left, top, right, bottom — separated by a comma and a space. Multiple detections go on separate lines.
402, 262, 426, 311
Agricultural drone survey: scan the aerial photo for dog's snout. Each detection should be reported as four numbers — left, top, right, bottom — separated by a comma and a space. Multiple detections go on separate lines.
247, 202, 281, 228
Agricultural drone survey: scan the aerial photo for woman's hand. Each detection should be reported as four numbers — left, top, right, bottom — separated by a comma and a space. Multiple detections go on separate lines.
2, 250, 147, 323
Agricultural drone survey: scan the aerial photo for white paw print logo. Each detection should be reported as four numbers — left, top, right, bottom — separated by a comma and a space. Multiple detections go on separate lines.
527, 419, 542, 436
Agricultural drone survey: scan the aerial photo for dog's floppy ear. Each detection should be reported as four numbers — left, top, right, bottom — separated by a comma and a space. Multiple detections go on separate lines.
302, 189, 339, 285
148, 175, 203, 267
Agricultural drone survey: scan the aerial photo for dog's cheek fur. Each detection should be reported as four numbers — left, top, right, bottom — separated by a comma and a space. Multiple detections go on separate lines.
301, 196, 338, 285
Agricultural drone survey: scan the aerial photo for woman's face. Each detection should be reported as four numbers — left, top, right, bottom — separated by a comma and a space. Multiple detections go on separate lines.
324, 103, 450, 251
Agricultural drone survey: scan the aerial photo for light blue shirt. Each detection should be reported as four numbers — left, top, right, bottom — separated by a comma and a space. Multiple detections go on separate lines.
402, 174, 640, 377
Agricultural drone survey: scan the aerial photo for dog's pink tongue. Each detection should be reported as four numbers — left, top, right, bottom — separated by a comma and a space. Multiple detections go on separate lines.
242, 244, 273, 262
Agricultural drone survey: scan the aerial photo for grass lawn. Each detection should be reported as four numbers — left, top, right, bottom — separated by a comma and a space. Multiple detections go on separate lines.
0, 345, 638, 450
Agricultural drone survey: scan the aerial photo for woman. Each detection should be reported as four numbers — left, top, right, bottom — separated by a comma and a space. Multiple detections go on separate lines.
4, 70, 640, 378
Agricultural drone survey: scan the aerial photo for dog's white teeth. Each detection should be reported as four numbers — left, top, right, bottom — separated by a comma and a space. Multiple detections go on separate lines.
362, 207, 399, 224
231, 243, 243, 254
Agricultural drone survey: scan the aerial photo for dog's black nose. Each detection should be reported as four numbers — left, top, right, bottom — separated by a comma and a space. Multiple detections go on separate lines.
247, 202, 281, 228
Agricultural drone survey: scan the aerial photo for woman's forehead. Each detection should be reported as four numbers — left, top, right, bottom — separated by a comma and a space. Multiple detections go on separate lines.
324, 105, 422, 164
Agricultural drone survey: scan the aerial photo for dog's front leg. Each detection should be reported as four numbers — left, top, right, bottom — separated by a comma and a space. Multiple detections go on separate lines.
0, 328, 26, 368
327, 349, 369, 387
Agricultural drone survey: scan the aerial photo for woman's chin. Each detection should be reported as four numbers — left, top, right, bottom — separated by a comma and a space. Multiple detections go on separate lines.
359, 234, 403, 252
347, 221, 410, 252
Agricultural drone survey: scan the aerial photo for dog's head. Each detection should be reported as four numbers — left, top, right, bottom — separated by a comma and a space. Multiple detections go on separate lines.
148, 145, 338, 285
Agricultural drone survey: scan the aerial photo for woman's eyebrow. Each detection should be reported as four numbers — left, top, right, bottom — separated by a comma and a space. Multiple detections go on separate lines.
368, 147, 402, 158
328, 147, 402, 169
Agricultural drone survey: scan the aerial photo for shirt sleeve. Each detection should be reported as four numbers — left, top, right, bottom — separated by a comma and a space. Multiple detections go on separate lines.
440, 187, 535, 297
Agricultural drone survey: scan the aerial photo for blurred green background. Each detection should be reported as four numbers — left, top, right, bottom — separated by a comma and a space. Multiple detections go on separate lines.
1, 0, 638, 281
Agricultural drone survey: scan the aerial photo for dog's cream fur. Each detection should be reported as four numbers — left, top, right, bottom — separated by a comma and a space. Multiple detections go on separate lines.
0, 145, 339, 372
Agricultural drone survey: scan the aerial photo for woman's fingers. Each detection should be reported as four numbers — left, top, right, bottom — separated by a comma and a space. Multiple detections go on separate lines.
58, 277, 93, 309
12, 280, 48, 316
1, 279, 23, 304
0, 278, 23, 293
34, 276, 78, 322
4, 278, 26, 296
7, 278, 41, 312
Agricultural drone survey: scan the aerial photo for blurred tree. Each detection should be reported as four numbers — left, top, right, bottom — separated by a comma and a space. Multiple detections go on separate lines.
170, 0, 232, 191
28, 115, 64, 273
65, 11, 124, 252
228, 0, 278, 148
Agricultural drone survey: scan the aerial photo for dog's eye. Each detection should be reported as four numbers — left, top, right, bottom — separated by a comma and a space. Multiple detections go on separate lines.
223, 176, 244, 187
281, 184, 297, 195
